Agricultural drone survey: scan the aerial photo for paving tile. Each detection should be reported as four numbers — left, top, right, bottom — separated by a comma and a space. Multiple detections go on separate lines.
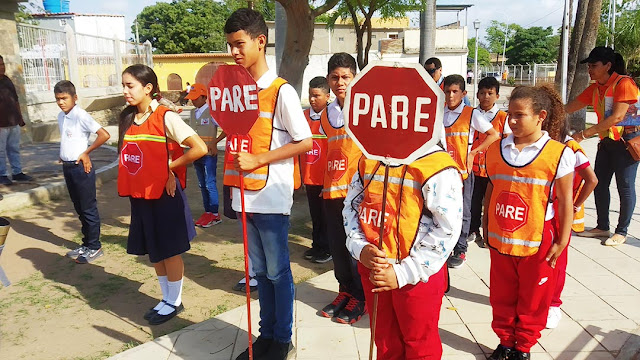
577, 319, 637, 352
440, 297, 464, 325
570, 275, 640, 297
465, 323, 546, 355
296, 326, 359, 359
185, 306, 244, 332
560, 296, 626, 322
169, 326, 237, 360
547, 351, 615, 359
295, 282, 337, 304
569, 237, 629, 260
295, 301, 347, 328
538, 317, 606, 352
560, 275, 594, 297
353, 326, 375, 360
439, 324, 484, 355
566, 254, 610, 277
600, 295, 640, 323
109, 334, 177, 359
445, 296, 493, 324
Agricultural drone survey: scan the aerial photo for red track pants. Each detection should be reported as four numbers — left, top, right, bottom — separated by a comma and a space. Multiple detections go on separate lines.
489, 220, 558, 352
550, 234, 571, 307
358, 262, 445, 360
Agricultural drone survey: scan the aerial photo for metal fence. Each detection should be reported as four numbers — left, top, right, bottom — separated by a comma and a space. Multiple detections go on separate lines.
17, 23, 152, 94
478, 63, 558, 86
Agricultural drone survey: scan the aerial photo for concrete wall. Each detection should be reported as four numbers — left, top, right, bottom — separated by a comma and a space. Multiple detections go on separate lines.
32, 14, 126, 40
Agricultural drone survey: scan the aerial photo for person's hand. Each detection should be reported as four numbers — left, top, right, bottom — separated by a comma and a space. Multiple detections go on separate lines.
370, 265, 399, 292
572, 130, 585, 143
165, 171, 176, 197
466, 150, 477, 175
545, 242, 568, 268
210, 145, 218, 157
359, 244, 387, 269
233, 152, 263, 172
77, 153, 92, 173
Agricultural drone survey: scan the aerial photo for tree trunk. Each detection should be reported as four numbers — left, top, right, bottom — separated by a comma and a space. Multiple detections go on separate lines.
363, 17, 373, 69
276, 0, 340, 94
419, 0, 436, 65
568, 0, 603, 131
567, 0, 589, 95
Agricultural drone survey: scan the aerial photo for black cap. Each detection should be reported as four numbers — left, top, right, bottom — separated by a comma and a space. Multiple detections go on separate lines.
580, 46, 615, 64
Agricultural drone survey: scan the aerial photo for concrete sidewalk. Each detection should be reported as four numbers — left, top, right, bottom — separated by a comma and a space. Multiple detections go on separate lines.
109, 136, 640, 360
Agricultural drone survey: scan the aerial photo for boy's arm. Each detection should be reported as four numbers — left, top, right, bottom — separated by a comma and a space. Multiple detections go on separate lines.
574, 164, 597, 210
467, 110, 500, 172
77, 128, 110, 173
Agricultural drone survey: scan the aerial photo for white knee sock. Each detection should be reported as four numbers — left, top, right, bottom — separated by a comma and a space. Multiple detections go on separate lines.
154, 276, 168, 310
158, 278, 183, 315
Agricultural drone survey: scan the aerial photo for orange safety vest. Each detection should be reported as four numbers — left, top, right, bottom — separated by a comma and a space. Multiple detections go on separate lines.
445, 106, 474, 179
593, 73, 639, 141
223, 77, 301, 190
118, 105, 187, 199
300, 108, 328, 186
564, 138, 587, 232
472, 110, 508, 177
357, 151, 460, 262
486, 138, 566, 256
321, 109, 362, 199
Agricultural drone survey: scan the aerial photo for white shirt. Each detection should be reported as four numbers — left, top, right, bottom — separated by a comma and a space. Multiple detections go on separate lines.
231, 69, 312, 215
343, 145, 463, 288
135, 99, 196, 144
326, 99, 344, 128
444, 102, 493, 143
500, 132, 575, 220
58, 105, 102, 161
479, 103, 511, 134
309, 107, 323, 121
564, 136, 590, 168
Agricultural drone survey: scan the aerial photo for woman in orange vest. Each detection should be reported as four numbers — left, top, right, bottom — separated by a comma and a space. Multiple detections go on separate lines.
483, 85, 574, 360
118, 64, 207, 326
565, 47, 640, 246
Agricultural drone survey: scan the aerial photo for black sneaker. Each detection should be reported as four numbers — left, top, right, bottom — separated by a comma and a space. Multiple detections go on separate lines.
66, 245, 88, 260
476, 234, 486, 248
76, 248, 104, 264
488, 344, 516, 360
312, 252, 332, 264
265, 341, 295, 360
303, 248, 320, 260
235, 336, 273, 360
12, 173, 33, 182
321, 292, 350, 318
0, 176, 12, 185
447, 251, 466, 268
467, 231, 478, 243
335, 297, 366, 324
512, 350, 530, 360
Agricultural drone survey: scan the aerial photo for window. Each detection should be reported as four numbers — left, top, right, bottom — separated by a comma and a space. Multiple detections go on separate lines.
338, 37, 344, 42
388, 33, 399, 39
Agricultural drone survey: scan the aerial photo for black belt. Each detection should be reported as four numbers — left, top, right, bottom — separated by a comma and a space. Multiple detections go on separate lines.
62, 161, 78, 166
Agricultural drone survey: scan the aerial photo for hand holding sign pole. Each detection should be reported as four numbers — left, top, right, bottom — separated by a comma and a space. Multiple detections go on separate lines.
344, 62, 444, 360
208, 65, 260, 360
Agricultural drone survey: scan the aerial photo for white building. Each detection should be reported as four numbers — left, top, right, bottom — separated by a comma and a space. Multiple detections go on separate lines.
30, 12, 126, 40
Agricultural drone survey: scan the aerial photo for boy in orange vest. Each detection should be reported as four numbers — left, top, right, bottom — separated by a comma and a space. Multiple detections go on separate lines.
484, 85, 574, 360
442, 74, 499, 268
320, 53, 366, 324
469, 76, 508, 246
344, 144, 463, 359
301, 76, 332, 263
224, 9, 312, 360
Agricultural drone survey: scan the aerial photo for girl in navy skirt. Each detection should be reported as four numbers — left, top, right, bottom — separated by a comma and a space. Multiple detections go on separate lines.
118, 64, 207, 325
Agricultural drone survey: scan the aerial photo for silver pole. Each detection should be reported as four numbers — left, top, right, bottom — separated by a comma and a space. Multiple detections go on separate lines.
561, 0, 570, 103
611, 0, 616, 50
474, 25, 479, 107
501, 25, 508, 77
135, 20, 140, 56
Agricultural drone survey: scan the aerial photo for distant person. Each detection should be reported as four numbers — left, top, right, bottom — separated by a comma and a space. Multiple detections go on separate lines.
54, 80, 111, 264
0, 55, 32, 185
118, 64, 207, 326
185, 82, 191, 93
424, 57, 443, 87
467, 69, 474, 84
565, 46, 640, 246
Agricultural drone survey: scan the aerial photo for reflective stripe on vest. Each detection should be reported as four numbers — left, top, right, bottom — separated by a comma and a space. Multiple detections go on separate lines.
593, 73, 631, 141
118, 105, 187, 199
486, 138, 566, 256
320, 109, 362, 199
472, 110, 507, 177
357, 152, 460, 262
300, 108, 328, 186
223, 77, 301, 191
444, 106, 473, 179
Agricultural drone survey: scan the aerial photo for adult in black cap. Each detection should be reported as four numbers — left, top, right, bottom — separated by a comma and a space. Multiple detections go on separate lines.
565, 47, 640, 246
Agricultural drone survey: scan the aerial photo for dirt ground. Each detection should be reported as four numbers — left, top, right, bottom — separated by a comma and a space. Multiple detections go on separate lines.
0, 158, 329, 360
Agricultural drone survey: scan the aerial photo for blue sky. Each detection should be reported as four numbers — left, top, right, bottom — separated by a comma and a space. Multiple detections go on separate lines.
29, 0, 569, 42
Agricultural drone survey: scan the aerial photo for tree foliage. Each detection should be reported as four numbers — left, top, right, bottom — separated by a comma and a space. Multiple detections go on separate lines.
596, 0, 640, 75
134, 0, 275, 54
467, 38, 492, 67
484, 21, 522, 55
505, 26, 560, 64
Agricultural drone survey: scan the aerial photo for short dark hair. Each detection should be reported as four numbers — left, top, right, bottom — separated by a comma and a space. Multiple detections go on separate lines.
224, 8, 269, 44
0, 55, 4, 61
328, 52, 356, 75
478, 76, 500, 94
424, 57, 442, 69
54, 80, 76, 96
309, 76, 329, 93
443, 74, 466, 91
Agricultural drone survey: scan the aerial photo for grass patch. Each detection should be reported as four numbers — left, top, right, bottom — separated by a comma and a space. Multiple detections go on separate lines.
209, 303, 229, 318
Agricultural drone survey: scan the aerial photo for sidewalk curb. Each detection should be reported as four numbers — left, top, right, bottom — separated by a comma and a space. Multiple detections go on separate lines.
0, 146, 119, 214
618, 326, 640, 360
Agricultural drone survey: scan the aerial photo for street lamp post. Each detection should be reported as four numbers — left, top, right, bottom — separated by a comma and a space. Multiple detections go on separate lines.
473, 19, 480, 108
501, 24, 508, 78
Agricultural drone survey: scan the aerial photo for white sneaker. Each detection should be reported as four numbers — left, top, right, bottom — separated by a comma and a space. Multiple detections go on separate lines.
546, 306, 562, 329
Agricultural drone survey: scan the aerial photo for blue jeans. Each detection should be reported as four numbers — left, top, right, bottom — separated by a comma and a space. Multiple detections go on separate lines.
454, 172, 474, 253
240, 213, 293, 343
63, 161, 101, 250
193, 155, 219, 213
594, 136, 640, 235
0, 125, 22, 176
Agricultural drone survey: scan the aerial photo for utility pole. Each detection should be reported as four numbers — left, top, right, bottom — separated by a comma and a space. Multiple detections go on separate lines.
275, 2, 286, 72
501, 24, 508, 76
611, 0, 616, 49
560, 0, 570, 103
419, 0, 436, 66
135, 20, 140, 56
473, 19, 480, 108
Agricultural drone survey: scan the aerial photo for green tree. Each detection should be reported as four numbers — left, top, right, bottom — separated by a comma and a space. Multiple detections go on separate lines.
597, 0, 640, 75
226, 0, 276, 20
134, 0, 233, 54
467, 38, 491, 67
484, 20, 521, 55
506, 26, 560, 64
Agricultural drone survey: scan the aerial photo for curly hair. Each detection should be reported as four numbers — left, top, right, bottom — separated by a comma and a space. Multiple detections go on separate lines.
510, 84, 567, 141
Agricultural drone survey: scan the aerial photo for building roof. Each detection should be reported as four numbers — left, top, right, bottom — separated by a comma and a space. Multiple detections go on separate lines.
31, 13, 125, 18
436, 4, 473, 11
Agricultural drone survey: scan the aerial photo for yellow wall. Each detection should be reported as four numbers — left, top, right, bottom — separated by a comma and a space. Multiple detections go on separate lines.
152, 54, 235, 91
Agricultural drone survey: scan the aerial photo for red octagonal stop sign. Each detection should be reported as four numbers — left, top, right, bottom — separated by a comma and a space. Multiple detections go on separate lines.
344, 62, 444, 165
494, 191, 529, 232
208, 64, 259, 136
120, 142, 143, 175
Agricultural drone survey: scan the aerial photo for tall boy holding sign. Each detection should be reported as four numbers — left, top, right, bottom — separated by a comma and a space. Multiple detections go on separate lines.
223, 9, 312, 360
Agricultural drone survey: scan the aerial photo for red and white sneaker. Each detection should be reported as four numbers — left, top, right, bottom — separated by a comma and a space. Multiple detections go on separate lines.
201, 213, 222, 228
195, 213, 211, 227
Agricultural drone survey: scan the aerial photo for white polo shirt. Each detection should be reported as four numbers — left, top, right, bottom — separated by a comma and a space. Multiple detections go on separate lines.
57, 105, 102, 162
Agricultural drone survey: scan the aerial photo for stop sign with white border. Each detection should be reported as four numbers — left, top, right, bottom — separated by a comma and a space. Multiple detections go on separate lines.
344, 62, 444, 165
